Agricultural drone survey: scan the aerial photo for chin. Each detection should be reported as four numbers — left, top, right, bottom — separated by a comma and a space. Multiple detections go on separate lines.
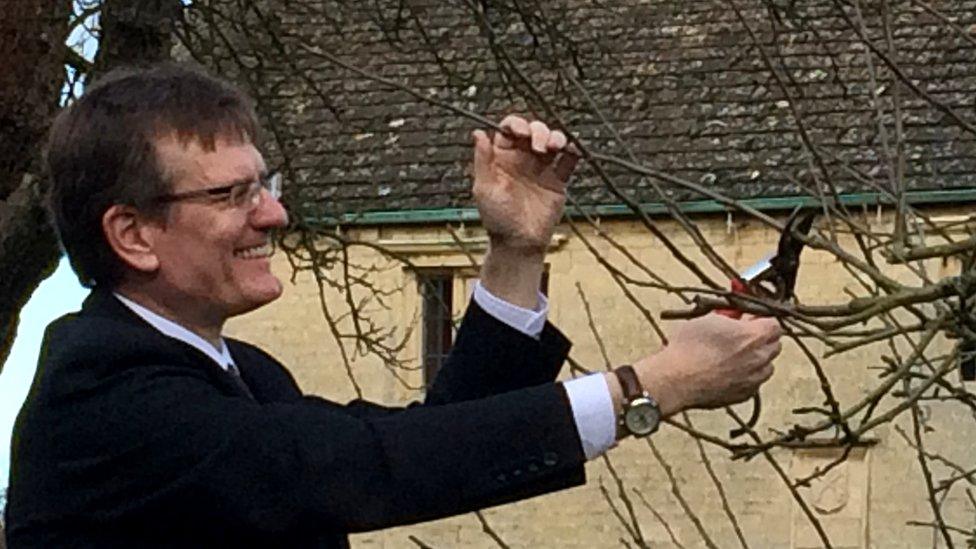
230, 279, 284, 316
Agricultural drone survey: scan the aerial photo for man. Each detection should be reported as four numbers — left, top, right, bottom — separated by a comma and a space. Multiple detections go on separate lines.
5, 64, 782, 547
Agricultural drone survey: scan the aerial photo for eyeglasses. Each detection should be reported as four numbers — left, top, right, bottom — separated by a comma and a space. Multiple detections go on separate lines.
156, 171, 282, 210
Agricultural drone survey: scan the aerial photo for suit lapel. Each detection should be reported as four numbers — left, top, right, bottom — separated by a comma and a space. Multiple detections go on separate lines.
81, 289, 256, 401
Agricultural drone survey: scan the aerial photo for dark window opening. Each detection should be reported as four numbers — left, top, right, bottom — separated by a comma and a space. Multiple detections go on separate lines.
418, 265, 550, 389
420, 273, 454, 388
961, 340, 976, 381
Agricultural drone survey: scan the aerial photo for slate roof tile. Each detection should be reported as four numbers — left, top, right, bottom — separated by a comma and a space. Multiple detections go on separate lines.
186, 0, 976, 218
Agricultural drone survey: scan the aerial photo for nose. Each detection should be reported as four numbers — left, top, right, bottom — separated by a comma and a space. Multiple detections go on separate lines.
250, 188, 289, 229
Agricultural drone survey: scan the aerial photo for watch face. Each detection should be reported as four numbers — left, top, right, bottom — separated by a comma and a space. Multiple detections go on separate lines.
625, 398, 660, 436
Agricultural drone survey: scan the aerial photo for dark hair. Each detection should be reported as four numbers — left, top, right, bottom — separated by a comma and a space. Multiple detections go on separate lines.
46, 62, 260, 288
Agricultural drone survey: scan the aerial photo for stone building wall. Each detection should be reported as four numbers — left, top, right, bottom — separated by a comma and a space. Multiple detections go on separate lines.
227, 210, 971, 548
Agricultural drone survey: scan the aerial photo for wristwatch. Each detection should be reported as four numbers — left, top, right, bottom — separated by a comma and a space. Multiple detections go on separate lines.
614, 365, 661, 437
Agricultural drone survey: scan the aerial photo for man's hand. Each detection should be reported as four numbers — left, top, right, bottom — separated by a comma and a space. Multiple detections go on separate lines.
617, 314, 783, 418
472, 115, 579, 255
473, 116, 579, 309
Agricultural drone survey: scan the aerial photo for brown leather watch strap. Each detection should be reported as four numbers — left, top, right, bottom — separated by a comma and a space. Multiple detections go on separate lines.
614, 365, 643, 401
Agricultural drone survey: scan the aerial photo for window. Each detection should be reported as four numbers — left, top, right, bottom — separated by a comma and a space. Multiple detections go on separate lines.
419, 272, 454, 389
417, 265, 550, 389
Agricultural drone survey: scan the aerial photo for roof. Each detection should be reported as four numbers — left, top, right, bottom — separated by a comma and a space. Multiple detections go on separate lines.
183, 0, 976, 222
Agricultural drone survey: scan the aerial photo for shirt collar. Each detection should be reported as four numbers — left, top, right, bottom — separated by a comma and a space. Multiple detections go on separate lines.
112, 292, 235, 371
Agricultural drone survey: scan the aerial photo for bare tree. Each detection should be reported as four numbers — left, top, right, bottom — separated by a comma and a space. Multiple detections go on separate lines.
176, 1, 976, 545
5, 0, 976, 545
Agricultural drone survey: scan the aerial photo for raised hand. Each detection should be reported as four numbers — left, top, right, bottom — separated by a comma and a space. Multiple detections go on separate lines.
471, 115, 579, 256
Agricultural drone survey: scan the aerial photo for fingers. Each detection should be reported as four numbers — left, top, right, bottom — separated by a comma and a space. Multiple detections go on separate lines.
496, 115, 530, 149
480, 115, 580, 184
745, 316, 783, 342
492, 115, 574, 155
528, 120, 550, 153
547, 129, 567, 151
741, 314, 784, 337
748, 335, 780, 390
554, 150, 580, 182
751, 318, 782, 369
764, 339, 783, 363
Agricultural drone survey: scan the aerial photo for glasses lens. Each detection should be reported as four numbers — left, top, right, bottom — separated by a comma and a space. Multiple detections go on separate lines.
266, 172, 282, 200
229, 182, 259, 208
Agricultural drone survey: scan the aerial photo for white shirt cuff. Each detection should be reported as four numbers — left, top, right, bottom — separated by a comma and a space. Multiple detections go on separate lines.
562, 373, 617, 460
472, 280, 548, 339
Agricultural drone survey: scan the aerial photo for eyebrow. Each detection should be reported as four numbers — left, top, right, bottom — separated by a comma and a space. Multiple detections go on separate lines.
219, 169, 269, 189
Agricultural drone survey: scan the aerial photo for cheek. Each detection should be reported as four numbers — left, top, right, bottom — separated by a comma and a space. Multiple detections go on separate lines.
229, 256, 278, 288
178, 242, 238, 293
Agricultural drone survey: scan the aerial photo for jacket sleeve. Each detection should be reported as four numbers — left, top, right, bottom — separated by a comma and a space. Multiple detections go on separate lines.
17, 297, 585, 537
425, 297, 572, 404
67, 366, 586, 534
337, 297, 573, 417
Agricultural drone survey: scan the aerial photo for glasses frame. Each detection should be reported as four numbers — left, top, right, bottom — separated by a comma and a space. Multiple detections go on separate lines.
155, 171, 282, 210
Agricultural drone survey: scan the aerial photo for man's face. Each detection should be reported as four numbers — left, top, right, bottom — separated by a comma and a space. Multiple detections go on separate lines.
150, 135, 289, 319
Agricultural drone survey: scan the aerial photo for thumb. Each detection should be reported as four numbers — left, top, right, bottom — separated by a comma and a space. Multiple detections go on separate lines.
472, 129, 494, 186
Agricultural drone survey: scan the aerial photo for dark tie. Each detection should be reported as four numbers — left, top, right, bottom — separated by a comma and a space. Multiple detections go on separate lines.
226, 362, 255, 400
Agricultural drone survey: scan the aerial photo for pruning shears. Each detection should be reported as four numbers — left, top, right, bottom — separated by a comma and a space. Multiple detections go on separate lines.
719, 208, 816, 437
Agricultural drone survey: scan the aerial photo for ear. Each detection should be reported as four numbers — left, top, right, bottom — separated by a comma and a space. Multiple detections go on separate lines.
101, 204, 161, 274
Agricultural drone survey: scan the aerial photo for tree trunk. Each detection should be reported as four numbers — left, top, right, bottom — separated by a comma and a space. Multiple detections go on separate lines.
0, 0, 182, 371
92, 0, 182, 79
0, 0, 71, 370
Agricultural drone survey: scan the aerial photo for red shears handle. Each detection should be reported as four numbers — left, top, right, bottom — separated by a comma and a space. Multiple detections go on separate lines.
715, 278, 749, 319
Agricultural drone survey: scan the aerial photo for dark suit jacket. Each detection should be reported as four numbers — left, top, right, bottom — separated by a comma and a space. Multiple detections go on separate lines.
4, 290, 586, 548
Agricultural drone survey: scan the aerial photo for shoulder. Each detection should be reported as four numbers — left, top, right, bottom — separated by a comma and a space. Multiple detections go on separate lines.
29, 296, 225, 412
42, 306, 195, 376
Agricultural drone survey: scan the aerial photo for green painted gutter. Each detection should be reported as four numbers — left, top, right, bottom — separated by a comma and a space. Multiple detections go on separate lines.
312, 188, 976, 226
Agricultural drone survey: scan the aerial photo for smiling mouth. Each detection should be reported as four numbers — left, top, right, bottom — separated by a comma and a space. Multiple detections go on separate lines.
235, 243, 274, 259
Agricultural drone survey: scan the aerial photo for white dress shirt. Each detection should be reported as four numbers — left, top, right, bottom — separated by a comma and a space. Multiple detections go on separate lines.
114, 293, 238, 371
115, 285, 617, 460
